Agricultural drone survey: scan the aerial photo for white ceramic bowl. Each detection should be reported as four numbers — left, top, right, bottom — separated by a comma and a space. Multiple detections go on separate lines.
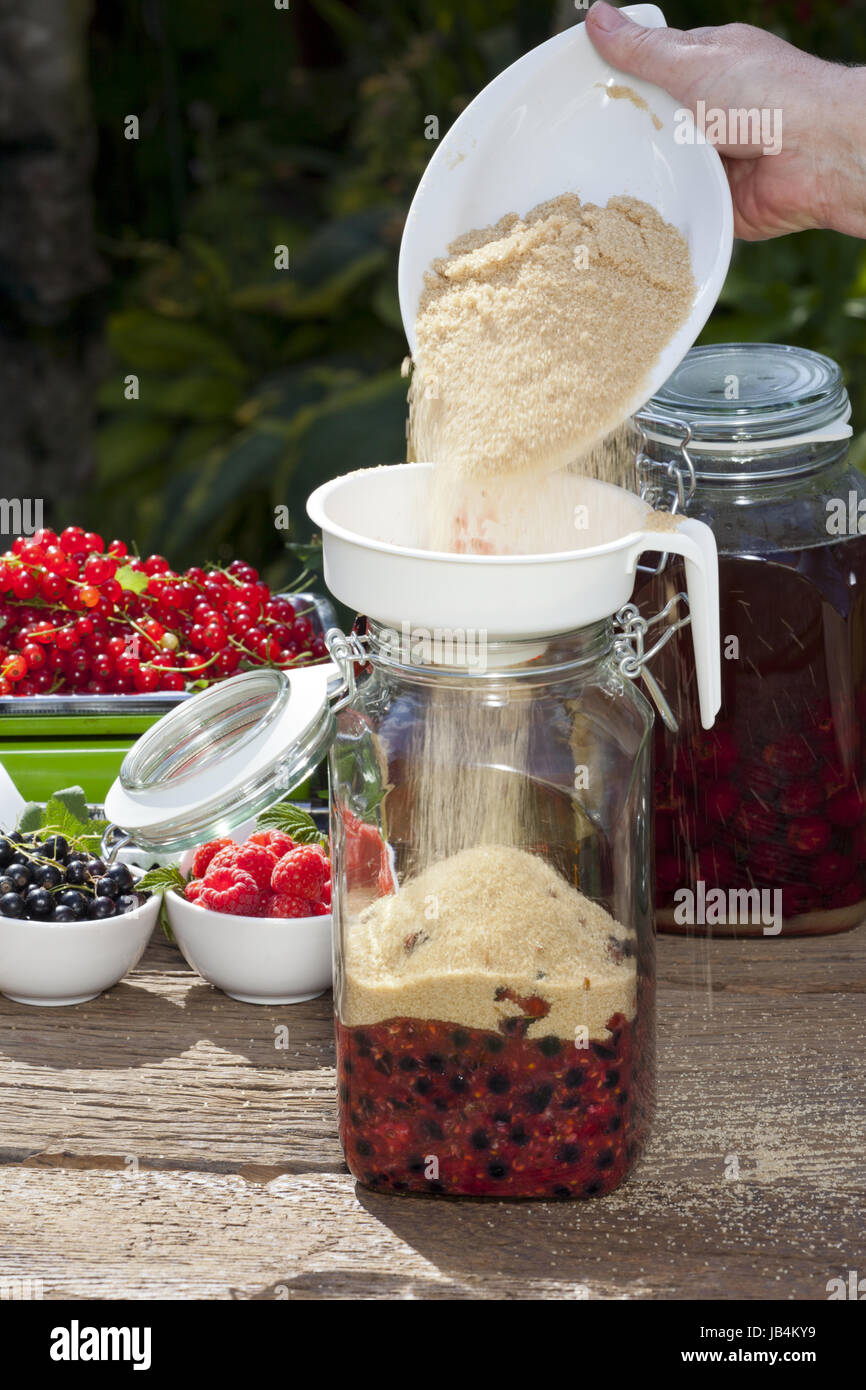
165, 891, 332, 1004
0, 893, 160, 1006
165, 846, 332, 1004
398, 4, 734, 419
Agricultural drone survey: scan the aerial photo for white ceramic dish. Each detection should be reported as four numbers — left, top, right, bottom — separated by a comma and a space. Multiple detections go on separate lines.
165, 847, 332, 1004
0, 892, 160, 1006
398, 3, 733, 437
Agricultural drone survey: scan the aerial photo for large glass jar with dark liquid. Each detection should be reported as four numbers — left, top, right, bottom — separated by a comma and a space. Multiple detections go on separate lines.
636, 344, 866, 936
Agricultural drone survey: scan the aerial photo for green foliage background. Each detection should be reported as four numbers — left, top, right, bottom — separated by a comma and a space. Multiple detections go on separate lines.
88, 0, 866, 584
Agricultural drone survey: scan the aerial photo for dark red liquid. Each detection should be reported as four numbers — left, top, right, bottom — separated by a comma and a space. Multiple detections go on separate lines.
639, 537, 866, 934
336, 990, 653, 1199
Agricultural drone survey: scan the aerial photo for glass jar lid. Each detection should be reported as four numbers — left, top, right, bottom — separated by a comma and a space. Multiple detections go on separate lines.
104, 666, 335, 853
640, 343, 851, 450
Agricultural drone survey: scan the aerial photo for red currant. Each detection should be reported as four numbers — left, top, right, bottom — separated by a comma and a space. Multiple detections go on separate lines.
215, 648, 239, 675
83, 555, 114, 584
21, 643, 45, 670
4, 653, 27, 681
134, 665, 161, 693
11, 570, 37, 600
60, 526, 88, 556
202, 578, 228, 609
92, 653, 114, 679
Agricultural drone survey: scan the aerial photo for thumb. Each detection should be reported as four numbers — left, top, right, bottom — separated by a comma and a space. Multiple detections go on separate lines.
585, 3, 699, 103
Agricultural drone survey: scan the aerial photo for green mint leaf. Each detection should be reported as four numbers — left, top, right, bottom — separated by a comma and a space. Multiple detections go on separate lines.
51, 786, 91, 824
256, 802, 328, 848
159, 900, 176, 943
135, 863, 188, 896
39, 796, 108, 855
16, 803, 44, 834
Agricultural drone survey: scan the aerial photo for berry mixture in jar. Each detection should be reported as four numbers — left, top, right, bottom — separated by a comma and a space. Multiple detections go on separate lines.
336, 845, 652, 1198
646, 541, 866, 935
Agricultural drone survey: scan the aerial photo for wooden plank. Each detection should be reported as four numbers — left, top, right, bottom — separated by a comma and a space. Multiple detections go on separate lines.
0, 926, 863, 1299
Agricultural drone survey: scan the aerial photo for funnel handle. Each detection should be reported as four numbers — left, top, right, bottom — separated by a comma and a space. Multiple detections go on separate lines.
631, 518, 721, 729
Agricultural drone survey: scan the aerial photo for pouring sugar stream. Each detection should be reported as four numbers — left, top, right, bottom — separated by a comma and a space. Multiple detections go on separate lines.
311, 4, 728, 727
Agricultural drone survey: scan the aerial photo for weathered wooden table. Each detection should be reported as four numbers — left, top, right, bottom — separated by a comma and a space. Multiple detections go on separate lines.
0, 925, 862, 1300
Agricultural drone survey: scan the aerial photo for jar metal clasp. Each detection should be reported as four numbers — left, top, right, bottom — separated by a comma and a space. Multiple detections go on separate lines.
326, 628, 368, 712
633, 412, 697, 576
613, 595, 691, 732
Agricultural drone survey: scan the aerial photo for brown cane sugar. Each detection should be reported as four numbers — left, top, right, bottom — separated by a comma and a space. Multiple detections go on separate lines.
343, 844, 637, 1041
407, 192, 694, 553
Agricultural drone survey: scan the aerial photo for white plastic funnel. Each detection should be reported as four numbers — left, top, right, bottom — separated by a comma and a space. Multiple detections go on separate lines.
307, 465, 721, 728
398, 4, 733, 430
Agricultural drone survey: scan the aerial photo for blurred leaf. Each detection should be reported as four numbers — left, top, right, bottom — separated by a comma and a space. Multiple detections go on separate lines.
96, 418, 175, 481
108, 310, 248, 377
231, 248, 387, 318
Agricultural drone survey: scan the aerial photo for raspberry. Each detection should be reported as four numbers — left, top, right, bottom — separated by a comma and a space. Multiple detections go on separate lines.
272, 846, 327, 899
185, 877, 205, 903
321, 879, 332, 907
786, 817, 831, 854
233, 842, 277, 890
205, 845, 240, 877
698, 780, 739, 820
200, 868, 260, 916
311, 900, 330, 916
734, 801, 778, 840
826, 786, 864, 829
192, 837, 235, 878
249, 829, 296, 858
811, 851, 855, 889
265, 891, 313, 919
778, 778, 823, 816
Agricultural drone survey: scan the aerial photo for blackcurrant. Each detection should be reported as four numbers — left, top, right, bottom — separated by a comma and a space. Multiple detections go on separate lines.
0, 841, 12, 870
105, 862, 133, 893
57, 889, 88, 918
34, 862, 63, 890
41, 835, 69, 863
115, 893, 141, 915
65, 859, 89, 886
85, 857, 106, 877
89, 896, 116, 919
0, 875, 17, 896
95, 875, 119, 900
0, 892, 25, 918
6, 863, 32, 891
24, 887, 53, 919
51, 905, 76, 922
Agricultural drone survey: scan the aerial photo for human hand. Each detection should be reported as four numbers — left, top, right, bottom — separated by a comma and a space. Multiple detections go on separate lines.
586, 2, 866, 241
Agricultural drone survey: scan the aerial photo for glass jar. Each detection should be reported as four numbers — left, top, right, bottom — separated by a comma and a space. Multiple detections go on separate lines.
635, 343, 866, 937
330, 618, 655, 1199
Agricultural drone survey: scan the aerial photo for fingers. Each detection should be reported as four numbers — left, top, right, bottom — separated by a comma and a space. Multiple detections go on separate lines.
585, 2, 706, 103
